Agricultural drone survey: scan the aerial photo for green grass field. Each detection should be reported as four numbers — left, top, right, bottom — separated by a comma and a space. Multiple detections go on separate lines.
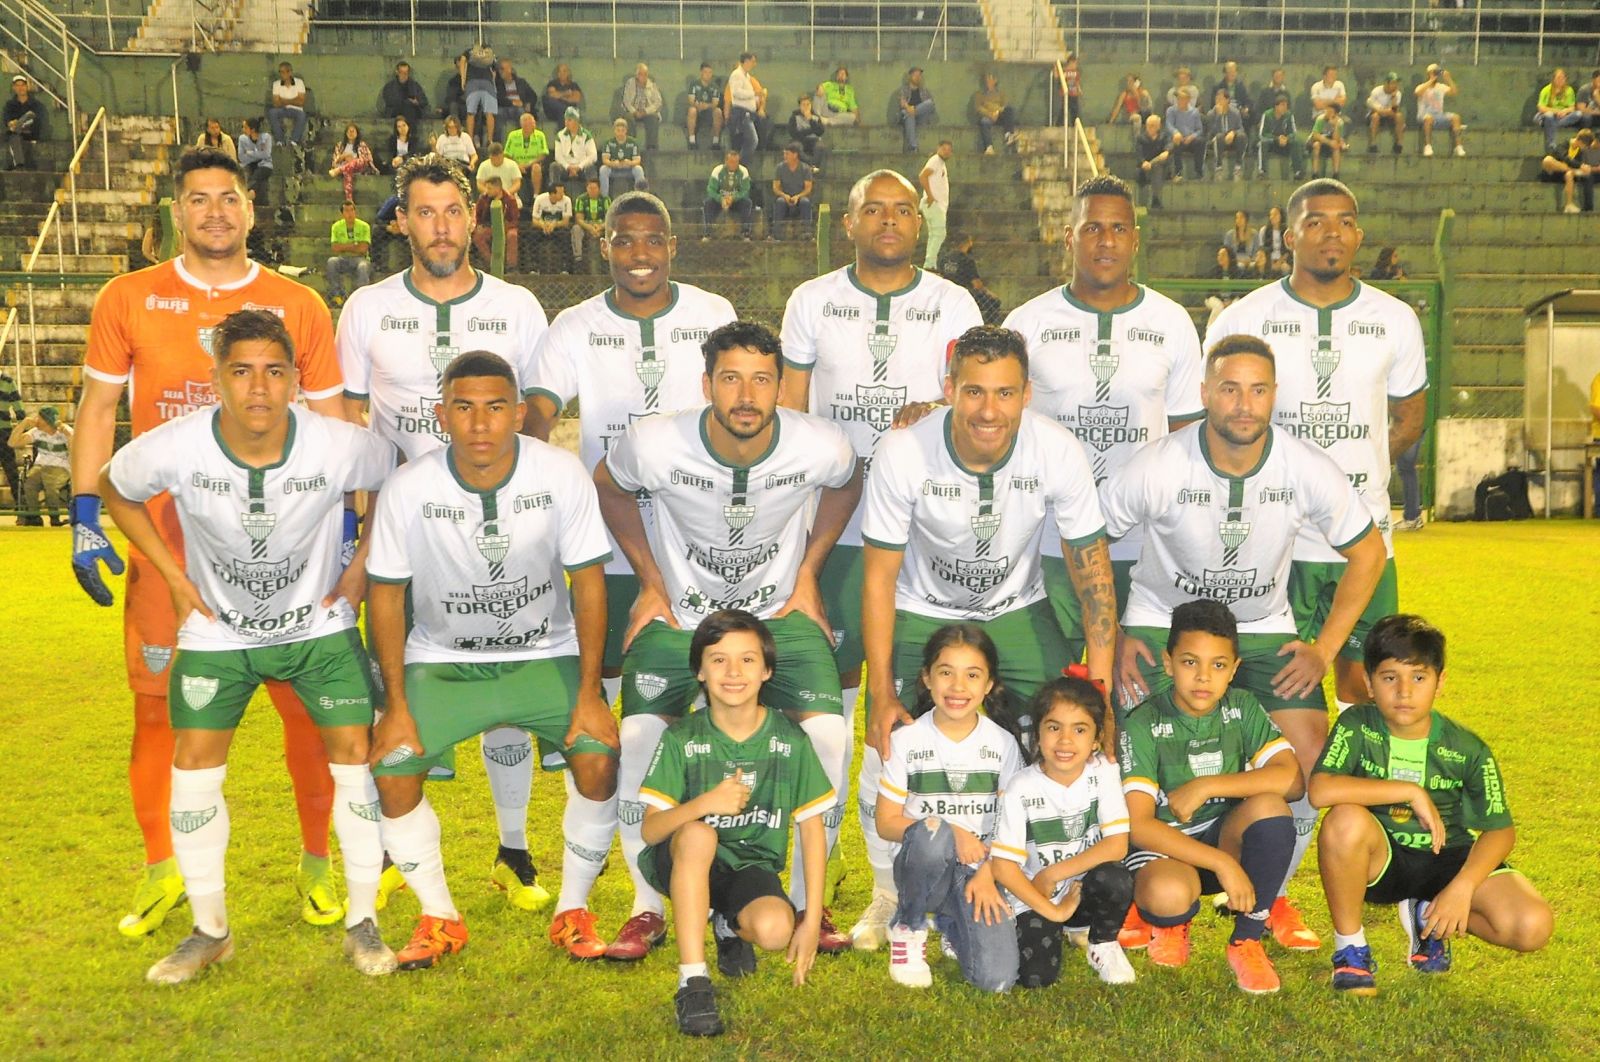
4, 521, 1598, 1060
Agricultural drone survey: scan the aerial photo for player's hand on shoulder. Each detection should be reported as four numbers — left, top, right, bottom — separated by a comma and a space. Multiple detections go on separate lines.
890, 399, 940, 430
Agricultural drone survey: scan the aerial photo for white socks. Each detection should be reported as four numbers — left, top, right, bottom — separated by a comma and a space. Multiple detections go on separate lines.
857, 744, 898, 896
381, 797, 458, 920
1335, 698, 1355, 715
1283, 793, 1318, 897
170, 765, 230, 937
557, 770, 617, 913
618, 713, 670, 917
1334, 928, 1368, 950
329, 762, 384, 928
789, 713, 850, 911
480, 726, 534, 851
678, 962, 708, 986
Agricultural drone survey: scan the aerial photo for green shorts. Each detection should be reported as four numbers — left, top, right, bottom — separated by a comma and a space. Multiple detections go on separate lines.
1123, 626, 1326, 713
620, 612, 844, 719
1041, 556, 1135, 666
371, 655, 618, 777
604, 572, 640, 673
1287, 555, 1399, 663
892, 599, 1071, 726
819, 544, 864, 680
363, 584, 459, 779
169, 628, 375, 731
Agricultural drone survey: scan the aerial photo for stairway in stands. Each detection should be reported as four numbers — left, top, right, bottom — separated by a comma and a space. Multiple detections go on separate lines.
979, 0, 1070, 62
129, 0, 309, 52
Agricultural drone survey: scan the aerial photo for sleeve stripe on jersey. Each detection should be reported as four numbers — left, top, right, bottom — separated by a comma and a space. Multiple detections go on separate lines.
638, 786, 678, 811
1102, 817, 1131, 835
990, 841, 1028, 862
1122, 777, 1159, 798
525, 385, 565, 410
1064, 527, 1109, 549
367, 571, 411, 585
861, 534, 908, 552
1251, 737, 1294, 770
563, 552, 613, 574
1332, 519, 1376, 553
303, 383, 345, 401
880, 779, 908, 799
341, 388, 370, 401
780, 355, 814, 371
793, 788, 838, 823
1390, 382, 1429, 400
84, 365, 129, 386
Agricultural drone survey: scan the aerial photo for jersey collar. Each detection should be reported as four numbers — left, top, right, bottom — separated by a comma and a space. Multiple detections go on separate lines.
1278, 275, 1362, 312
174, 255, 260, 293
604, 282, 680, 321
698, 406, 782, 470
402, 266, 484, 308
845, 263, 922, 300
1197, 421, 1274, 481
446, 437, 521, 496
1060, 283, 1145, 315
942, 407, 1016, 477
211, 404, 297, 471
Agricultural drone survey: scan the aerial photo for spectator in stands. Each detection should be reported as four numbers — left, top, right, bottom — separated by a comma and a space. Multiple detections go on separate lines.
529, 177, 575, 271
599, 118, 644, 198
237, 116, 273, 205
919, 139, 952, 268
472, 174, 519, 267
1310, 65, 1346, 116
1539, 126, 1600, 213
325, 199, 371, 306
570, 176, 609, 269
1306, 102, 1348, 178
702, 149, 755, 240
936, 232, 1002, 324
1369, 246, 1406, 279
621, 63, 663, 150
1165, 90, 1205, 179
1222, 210, 1263, 274
1133, 113, 1171, 208
434, 114, 478, 169
543, 62, 584, 126
0, 371, 22, 512
1212, 245, 1252, 280
1106, 73, 1153, 127
817, 65, 860, 127
9, 407, 70, 526
382, 115, 417, 174
372, 192, 403, 274
268, 61, 308, 149
686, 62, 724, 148
194, 117, 237, 160
788, 94, 825, 171
1576, 69, 1600, 129
1258, 204, 1290, 274
725, 52, 767, 160
497, 59, 537, 121
897, 66, 937, 153
460, 42, 499, 149
505, 111, 548, 199
2, 74, 41, 170
554, 107, 598, 185
1415, 64, 1465, 157
1256, 93, 1304, 178
974, 71, 1018, 156
770, 142, 815, 239
1207, 60, 1253, 128
381, 61, 429, 137
1166, 66, 1201, 110
1366, 72, 1406, 154
1060, 52, 1082, 127
440, 53, 468, 128
1536, 67, 1582, 154
328, 122, 377, 200
1205, 88, 1246, 180
476, 139, 522, 199
1257, 67, 1291, 110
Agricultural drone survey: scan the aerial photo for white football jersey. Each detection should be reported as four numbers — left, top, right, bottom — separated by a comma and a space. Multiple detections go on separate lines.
1100, 423, 1373, 632
526, 282, 738, 575
1006, 284, 1204, 563
860, 408, 1105, 621
604, 407, 856, 626
337, 268, 548, 459
109, 406, 396, 651
780, 265, 983, 546
1206, 278, 1427, 561
992, 756, 1130, 913
365, 435, 612, 663
881, 713, 1024, 860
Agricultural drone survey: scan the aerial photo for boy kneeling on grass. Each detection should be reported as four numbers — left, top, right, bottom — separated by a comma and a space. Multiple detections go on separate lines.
639, 609, 835, 1037
1311, 613, 1553, 995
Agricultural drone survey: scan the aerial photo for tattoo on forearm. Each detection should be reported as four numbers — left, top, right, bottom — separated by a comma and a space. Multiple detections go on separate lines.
1067, 540, 1117, 649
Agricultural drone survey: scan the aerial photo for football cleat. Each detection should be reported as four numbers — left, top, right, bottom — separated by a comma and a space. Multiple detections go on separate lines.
118, 859, 186, 939
604, 911, 667, 961
549, 908, 608, 960
396, 913, 468, 970
343, 917, 398, 976
1117, 905, 1153, 951
675, 975, 724, 1037
1398, 899, 1452, 973
1331, 944, 1379, 995
298, 852, 346, 927
146, 929, 234, 985
1148, 923, 1192, 968
374, 862, 407, 912
490, 845, 552, 912
850, 889, 898, 951
887, 924, 932, 987
808, 908, 851, 954
1087, 940, 1137, 984
1227, 938, 1281, 994
1267, 895, 1322, 951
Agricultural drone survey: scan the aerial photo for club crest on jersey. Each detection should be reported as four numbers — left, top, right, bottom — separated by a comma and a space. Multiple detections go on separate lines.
1187, 749, 1224, 776
635, 358, 666, 391
240, 509, 277, 542
946, 769, 970, 791
727, 767, 758, 789
185, 379, 216, 407
970, 510, 1002, 542
196, 327, 218, 358
1075, 405, 1136, 452
141, 644, 173, 674
724, 503, 755, 533
1089, 342, 1119, 401
1218, 518, 1250, 554
635, 672, 668, 701
1311, 342, 1341, 397
867, 329, 898, 363
429, 341, 460, 377
181, 675, 220, 710
225, 557, 294, 600
1297, 401, 1364, 449
476, 531, 510, 565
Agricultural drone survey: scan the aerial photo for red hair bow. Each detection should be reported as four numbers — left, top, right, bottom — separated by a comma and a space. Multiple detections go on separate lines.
1062, 662, 1108, 698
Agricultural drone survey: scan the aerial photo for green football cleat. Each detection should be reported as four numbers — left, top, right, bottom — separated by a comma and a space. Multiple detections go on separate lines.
298, 852, 347, 927
118, 859, 187, 939
374, 862, 407, 912
490, 845, 553, 912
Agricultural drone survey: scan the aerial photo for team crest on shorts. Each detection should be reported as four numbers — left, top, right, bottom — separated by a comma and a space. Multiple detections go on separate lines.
171, 807, 218, 834
634, 672, 668, 701
141, 643, 173, 675
181, 675, 220, 710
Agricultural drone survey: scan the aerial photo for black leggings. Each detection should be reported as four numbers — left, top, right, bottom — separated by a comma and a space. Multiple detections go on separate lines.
1015, 862, 1135, 988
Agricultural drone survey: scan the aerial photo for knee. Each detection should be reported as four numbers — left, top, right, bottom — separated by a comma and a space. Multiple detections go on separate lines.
571, 755, 617, 800
898, 816, 951, 866
1239, 791, 1292, 821
1135, 863, 1198, 914
744, 905, 795, 951
1317, 803, 1372, 853
1084, 861, 1135, 908
1507, 898, 1555, 952
671, 819, 718, 860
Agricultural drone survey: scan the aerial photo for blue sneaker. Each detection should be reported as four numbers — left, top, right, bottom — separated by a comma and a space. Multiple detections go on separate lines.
1398, 899, 1452, 973
1330, 944, 1378, 995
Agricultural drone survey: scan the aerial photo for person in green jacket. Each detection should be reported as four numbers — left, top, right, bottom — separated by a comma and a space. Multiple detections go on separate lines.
817, 66, 860, 127
702, 150, 754, 239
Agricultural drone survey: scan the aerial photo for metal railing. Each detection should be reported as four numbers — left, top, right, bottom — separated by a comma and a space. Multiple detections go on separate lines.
1056, 59, 1100, 192
0, 0, 77, 123
0, 305, 19, 382
53, 0, 235, 55
64, 106, 112, 255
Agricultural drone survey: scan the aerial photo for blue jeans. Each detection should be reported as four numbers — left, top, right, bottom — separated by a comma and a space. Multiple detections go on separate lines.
1539, 110, 1583, 150
902, 99, 937, 150
892, 818, 1017, 993
727, 106, 759, 159
268, 106, 306, 146
1396, 436, 1423, 521
599, 164, 643, 197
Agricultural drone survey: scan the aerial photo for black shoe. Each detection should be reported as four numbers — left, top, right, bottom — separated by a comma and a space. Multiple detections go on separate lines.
495, 844, 539, 884
1367, 143, 1379, 154
1150, 198, 1163, 209
1393, 142, 1403, 154
714, 918, 757, 978
675, 976, 724, 1036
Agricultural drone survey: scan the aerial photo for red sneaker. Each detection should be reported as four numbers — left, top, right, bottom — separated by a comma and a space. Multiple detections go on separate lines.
804, 908, 851, 954
396, 914, 468, 971
604, 911, 667, 961
1117, 905, 1153, 950
549, 908, 608, 960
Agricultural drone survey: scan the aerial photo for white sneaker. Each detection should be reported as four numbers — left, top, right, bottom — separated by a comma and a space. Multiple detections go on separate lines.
343, 917, 398, 976
983, 145, 995, 156
1395, 516, 1426, 531
1087, 940, 1137, 984
850, 889, 898, 951
1453, 144, 1466, 157
147, 929, 234, 985
1422, 144, 1434, 157
940, 934, 958, 960
888, 923, 932, 987
1565, 203, 1583, 214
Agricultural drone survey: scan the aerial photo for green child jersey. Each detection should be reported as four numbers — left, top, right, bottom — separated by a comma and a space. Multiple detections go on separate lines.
1314, 703, 1514, 851
639, 707, 835, 874
1118, 687, 1294, 829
